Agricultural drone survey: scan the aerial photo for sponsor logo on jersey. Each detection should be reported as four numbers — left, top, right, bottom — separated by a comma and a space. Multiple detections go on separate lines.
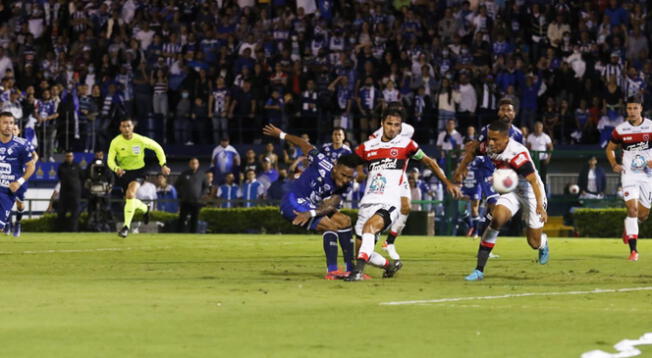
132, 145, 141, 154
369, 158, 401, 171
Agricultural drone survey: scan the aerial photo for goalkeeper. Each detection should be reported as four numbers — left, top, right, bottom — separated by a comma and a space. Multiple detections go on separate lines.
108, 118, 170, 238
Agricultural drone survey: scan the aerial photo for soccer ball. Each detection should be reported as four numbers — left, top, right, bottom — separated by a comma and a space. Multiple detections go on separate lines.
492, 168, 519, 194
569, 184, 580, 195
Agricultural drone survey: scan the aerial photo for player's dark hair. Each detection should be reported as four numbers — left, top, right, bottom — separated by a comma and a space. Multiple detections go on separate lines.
0, 111, 14, 119
488, 119, 510, 134
337, 153, 365, 168
498, 98, 513, 107
120, 117, 134, 123
382, 102, 405, 122
627, 95, 643, 105
332, 126, 346, 136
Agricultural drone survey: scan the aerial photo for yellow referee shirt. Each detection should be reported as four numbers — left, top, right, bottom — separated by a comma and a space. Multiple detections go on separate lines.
107, 133, 166, 171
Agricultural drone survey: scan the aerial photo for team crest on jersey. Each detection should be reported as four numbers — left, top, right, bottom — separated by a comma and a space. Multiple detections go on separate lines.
132, 145, 141, 154
0, 148, 5, 154
7, 148, 12, 155
369, 173, 387, 194
390, 148, 399, 157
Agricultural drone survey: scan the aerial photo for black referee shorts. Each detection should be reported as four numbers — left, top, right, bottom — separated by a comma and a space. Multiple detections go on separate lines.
117, 168, 147, 192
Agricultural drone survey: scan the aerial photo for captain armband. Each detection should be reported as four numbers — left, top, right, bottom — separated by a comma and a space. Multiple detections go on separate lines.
411, 149, 425, 160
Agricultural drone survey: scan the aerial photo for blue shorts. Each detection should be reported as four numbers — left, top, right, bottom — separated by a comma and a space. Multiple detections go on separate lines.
279, 193, 323, 231
0, 190, 16, 229
481, 179, 499, 205
15, 186, 26, 202
462, 184, 481, 201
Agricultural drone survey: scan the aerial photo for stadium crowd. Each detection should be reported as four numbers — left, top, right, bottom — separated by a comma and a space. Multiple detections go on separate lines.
0, 0, 650, 160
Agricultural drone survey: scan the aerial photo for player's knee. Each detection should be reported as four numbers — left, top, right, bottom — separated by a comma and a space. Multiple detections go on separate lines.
363, 215, 385, 234
400, 205, 410, 216
638, 212, 649, 222
627, 206, 638, 217
125, 192, 135, 199
335, 213, 351, 229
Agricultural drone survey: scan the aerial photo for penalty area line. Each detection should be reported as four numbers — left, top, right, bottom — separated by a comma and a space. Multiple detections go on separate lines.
380, 286, 652, 306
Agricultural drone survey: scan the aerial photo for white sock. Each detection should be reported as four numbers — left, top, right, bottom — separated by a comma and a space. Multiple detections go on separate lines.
390, 213, 408, 235
625, 217, 639, 238
358, 233, 376, 260
369, 252, 389, 268
539, 233, 548, 249
481, 227, 500, 246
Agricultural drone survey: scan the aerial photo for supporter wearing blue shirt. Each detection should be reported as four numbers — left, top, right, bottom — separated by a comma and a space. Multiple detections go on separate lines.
217, 173, 239, 208
155, 174, 178, 213
240, 169, 265, 208
211, 138, 240, 184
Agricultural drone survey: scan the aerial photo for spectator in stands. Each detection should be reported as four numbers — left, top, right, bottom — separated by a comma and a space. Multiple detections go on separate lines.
56, 152, 82, 232
258, 158, 280, 192
240, 149, 260, 180
216, 172, 239, 209
240, 169, 265, 208
267, 168, 289, 202
176, 158, 209, 233
578, 156, 607, 199
436, 119, 464, 158
211, 137, 240, 184
190, 96, 209, 145
136, 178, 158, 215
259, 142, 279, 170
436, 78, 460, 132
209, 77, 230, 143
156, 174, 178, 213
175, 89, 192, 145
526, 122, 554, 188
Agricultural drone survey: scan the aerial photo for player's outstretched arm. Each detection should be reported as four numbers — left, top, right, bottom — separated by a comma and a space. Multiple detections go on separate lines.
605, 141, 623, 173
143, 136, 170, 175
526, 172, 548, 223
453, 140, 479, 183
291, 195, 342, 226
416, 150, 462, 199
263, 124, 315, 155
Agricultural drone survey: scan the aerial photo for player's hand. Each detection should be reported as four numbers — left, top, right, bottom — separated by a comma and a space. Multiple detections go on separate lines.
161, 165, 171, 176
292, 210, 311, 226
536, 204, 548, 223
263, 124, 282, 138
8, 181, 20, 193
116, 168, 125, 177
611, 164, 624, 173
446, 183, 462, 199
453, 168, 467, 184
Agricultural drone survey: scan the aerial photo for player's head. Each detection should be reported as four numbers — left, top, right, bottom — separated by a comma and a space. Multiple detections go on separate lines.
380, 106, 403, 141
332, 154, 361, 188
0, 111, 15, 138
332, 127, 346, 146
626, 96, 643, 124
487, 120, 510, 153
497, 98, 515, 123
119, 118, 134, 137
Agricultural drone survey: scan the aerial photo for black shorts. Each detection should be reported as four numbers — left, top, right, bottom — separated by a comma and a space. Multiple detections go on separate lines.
118, 168, 147, 192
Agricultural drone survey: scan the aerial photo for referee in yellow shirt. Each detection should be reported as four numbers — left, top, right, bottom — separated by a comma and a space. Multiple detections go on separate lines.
108, 118, 170, 237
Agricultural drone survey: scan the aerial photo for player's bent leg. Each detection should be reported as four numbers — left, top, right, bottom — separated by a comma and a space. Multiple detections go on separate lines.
624, 198, 640, 260
121, 181, 145, 237
329, 213, 355, 272
384, 197, 409, 260
466, 203, 514, 281
346, 210, 393, 281
13, 199, 25, 237
526, 227, 549, 265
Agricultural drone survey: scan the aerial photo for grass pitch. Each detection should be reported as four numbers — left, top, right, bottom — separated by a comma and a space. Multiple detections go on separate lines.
0, 233, 650, 357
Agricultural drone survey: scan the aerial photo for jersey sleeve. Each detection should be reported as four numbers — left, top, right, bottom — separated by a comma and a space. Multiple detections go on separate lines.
609, 128, 622, 144
107, 138, 119, 171
509, 151, 535, 177
354, 144, 366, 160
402, 123, 415, 138
142, 135, 167, 166
407, 139, 420, 156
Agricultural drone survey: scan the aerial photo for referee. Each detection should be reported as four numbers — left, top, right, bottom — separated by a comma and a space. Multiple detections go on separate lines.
108, 118, 170, 237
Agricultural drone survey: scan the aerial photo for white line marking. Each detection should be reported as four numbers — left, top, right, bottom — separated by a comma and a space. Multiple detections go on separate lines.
380, 286, 652, 306
582, 332, 652, 358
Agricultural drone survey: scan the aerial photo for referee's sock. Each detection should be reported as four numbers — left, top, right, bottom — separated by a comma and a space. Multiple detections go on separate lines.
124, 199, 148, 228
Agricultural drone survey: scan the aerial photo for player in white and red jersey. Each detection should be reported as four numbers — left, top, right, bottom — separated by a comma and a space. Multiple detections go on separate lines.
370, 117, 415, 261
345, 107, 461, 281
605, 96, 652, 262
464, 120, 549, 281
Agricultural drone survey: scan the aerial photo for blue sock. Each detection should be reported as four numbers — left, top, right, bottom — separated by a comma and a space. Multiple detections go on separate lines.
471, 216, 480, 233
323, 231, 339, 272
337, 228, 354, 272
477, 212, 492, 238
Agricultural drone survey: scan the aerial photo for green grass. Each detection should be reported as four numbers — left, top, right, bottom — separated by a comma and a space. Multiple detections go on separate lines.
0, 233, 650, 357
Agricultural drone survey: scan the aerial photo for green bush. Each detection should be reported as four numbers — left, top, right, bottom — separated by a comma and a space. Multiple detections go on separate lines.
22, 211, 179, 232
573, 208, 652, 237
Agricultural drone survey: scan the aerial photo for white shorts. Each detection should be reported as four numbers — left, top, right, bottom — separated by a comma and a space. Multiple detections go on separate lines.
354, 203, 399, 237
496, 190, 547, 229
622, 175, 652, 209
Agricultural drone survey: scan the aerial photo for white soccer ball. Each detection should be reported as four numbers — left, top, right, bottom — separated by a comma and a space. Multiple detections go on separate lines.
569, 184, 580, 195
492, 168, 519, 194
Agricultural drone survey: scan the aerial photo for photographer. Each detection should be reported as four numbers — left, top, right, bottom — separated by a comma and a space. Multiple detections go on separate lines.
85, 151, 115, 231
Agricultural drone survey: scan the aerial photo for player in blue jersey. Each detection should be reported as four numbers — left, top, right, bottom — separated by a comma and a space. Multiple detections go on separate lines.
321, 127, 352, 163
455, 98, 522, 237
4, 124, 38, 237
263, 124, 361, 280
0, 112, 36, 233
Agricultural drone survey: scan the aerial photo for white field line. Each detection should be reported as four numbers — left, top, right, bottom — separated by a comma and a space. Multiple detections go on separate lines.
581, 332, 652, 358
380, 286, 652, 306
0, 246, 172, 254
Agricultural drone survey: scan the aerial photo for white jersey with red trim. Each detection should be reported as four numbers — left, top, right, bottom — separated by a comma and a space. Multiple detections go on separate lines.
610, 118, 652, 178
480, 138, 545, 196
369, 122, 415, 140
355, 135, 419, 206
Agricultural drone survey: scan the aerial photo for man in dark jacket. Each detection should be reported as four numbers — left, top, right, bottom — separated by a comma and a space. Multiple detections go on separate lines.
578, 156, 607, 199
176, 157, 208, 233
57, 152, 83, 231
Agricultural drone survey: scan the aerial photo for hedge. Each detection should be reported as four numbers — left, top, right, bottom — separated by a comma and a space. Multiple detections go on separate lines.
21, 207, 434, 234
573, 208, 652, 238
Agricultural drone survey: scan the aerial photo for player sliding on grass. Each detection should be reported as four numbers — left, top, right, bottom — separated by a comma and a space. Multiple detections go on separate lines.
369, 113, 415, 262
464, 120, 548, 281
345, 107, 461, 281
0, 112, 36, 234
108, 118, 170, 238
263, 124, 359, 280
605, 96, 652, 262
